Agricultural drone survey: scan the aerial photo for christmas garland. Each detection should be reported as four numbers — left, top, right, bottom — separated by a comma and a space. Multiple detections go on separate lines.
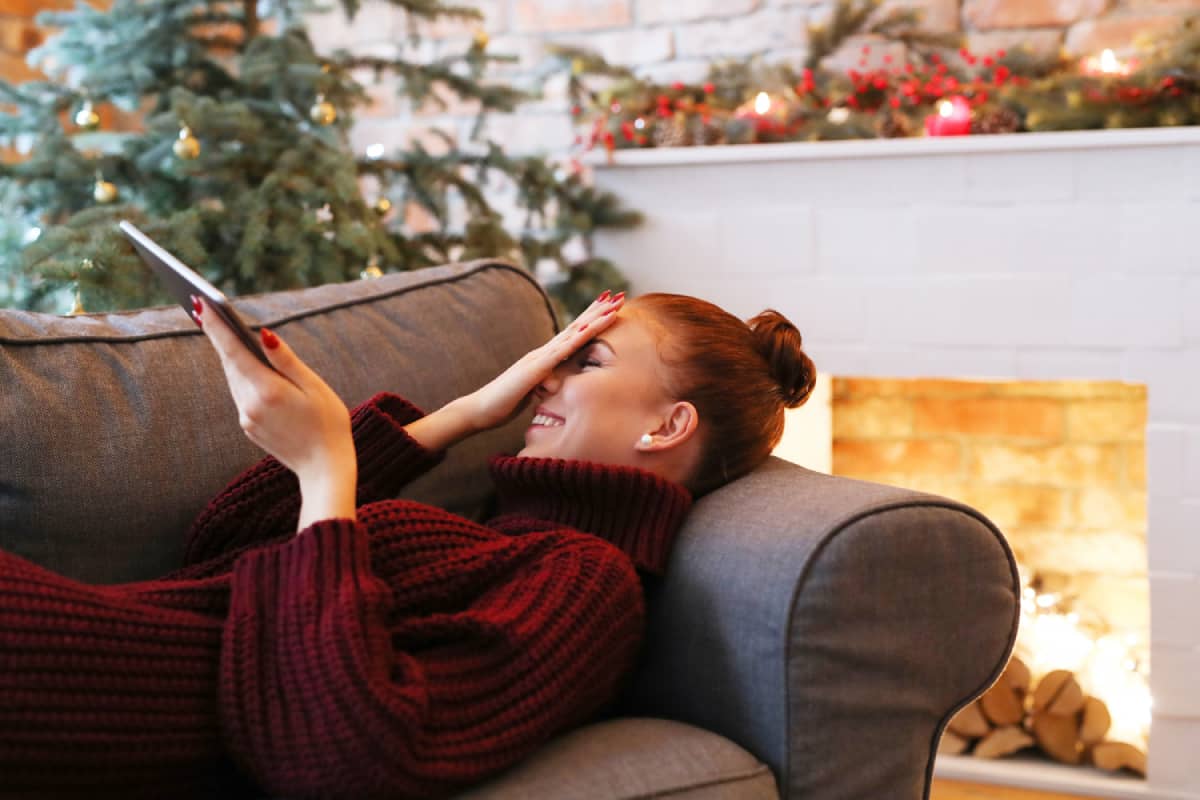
550, 0, 1200, 153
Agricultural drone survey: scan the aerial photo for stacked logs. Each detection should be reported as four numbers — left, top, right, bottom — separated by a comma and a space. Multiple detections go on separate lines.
940, 655, 1147, 777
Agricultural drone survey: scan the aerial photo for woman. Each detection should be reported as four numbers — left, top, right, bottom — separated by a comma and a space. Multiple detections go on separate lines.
0, 289, 815, 799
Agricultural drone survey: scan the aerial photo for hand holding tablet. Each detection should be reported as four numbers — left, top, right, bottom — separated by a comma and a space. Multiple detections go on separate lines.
118, 220, 277, 372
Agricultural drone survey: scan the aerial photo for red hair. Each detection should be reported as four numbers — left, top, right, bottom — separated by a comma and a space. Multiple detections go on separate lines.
631, 294, 816, 495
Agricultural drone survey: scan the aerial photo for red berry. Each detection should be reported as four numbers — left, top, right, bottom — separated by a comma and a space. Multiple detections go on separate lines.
862, 45, 871, 54
703, 81, 715, 93
621, 121, 634, 141
571, 105, 582, 115
884, 54, 894, 64
672, 81, 685, 91
983, 56, 994, 67
873, 77, 887, 89
997, 49, 1007, 58
847, 95, 860, 108
889, 96, 901, 108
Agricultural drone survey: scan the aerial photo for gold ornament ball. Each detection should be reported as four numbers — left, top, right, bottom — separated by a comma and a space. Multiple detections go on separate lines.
361, 262, 384, 280
93, 179, 118, 204
473, 30, 489, 49
374, 197, 393, 217
74, 103, 100, 131
310, 98, 337, 126
1066, 90, 1083, 109
173, 126, 201, 160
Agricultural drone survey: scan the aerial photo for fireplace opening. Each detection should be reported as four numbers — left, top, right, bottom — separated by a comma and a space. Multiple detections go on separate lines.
780, 376, 1152, 782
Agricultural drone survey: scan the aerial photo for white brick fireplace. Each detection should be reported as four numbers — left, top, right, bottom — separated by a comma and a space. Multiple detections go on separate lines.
590, 127, 1200, 798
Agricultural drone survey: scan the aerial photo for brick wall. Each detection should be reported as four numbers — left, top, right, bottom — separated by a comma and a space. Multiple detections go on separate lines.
832, 377, 1148, 639
0, 1, 57, 86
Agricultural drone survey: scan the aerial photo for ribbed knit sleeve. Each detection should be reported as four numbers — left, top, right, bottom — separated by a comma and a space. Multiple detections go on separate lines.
218, 503, 646, 799
182, 392, 443, 568
0, 548, 234, 798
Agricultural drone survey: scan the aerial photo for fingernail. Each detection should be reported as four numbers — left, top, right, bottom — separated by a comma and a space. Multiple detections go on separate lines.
191, 295, 203, 316
191, 310, 203, 328
579, 323, 589, 331
260, 328, 279, 350
597, 290, 611, 302
612, 291, 625, 303
602, 307, 617, 316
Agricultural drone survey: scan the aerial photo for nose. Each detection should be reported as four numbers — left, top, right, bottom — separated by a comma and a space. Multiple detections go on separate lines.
536, 365, 566, 397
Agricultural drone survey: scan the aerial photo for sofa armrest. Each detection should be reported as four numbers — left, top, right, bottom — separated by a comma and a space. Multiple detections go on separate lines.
624, 457, 1020, 800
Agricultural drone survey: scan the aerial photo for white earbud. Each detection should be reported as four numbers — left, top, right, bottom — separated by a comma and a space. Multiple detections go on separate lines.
639, 433, 653, 447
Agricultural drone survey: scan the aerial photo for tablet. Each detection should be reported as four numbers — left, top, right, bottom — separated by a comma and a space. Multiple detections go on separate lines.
118, 220, 276, 371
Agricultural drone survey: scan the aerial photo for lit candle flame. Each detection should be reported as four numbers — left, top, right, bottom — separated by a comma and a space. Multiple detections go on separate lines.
754, 91, 771, 115
1100, 48, 1120, 74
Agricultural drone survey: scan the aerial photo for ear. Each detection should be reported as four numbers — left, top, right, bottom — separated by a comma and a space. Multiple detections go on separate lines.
636, 400, 699, 452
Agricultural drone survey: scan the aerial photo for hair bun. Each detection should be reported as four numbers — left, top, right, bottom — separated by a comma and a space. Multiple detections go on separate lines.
747, 309, 816, 409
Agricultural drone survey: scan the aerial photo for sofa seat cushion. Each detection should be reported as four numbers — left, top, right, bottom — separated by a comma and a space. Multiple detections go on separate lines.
459, 717, 779, 799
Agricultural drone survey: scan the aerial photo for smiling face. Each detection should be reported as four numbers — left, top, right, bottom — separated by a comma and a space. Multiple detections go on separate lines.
518, 310, 695, 472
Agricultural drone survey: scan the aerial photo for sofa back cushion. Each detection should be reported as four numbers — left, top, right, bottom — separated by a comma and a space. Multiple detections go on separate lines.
0, 261, 556, 583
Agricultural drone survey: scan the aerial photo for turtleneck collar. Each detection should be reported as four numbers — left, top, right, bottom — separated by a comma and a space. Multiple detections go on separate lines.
487, 455, 693, 576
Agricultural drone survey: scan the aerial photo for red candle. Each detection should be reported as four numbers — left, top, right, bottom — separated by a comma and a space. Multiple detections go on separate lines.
924, 96, 972, 137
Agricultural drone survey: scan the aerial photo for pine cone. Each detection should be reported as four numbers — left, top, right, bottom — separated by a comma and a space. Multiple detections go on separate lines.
691, 117, 725, 146
875, 111, 913, 139
970, 106, 1022, 135
652, 116, 692, 147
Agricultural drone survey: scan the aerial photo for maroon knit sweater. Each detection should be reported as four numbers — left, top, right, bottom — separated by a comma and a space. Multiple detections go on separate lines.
0, 392, 692, 800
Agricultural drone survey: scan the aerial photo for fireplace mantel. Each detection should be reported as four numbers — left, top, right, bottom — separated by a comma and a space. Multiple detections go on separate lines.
591, 127, 1200, 798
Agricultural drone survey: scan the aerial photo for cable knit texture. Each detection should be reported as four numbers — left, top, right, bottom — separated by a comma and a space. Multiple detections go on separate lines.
0, 392, 692, 799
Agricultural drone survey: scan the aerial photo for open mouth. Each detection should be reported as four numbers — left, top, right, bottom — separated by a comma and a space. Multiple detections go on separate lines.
530, 409, 565, 427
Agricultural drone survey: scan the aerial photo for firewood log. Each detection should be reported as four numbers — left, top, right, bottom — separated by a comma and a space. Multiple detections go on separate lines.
1032, 669, 1085, 716
980, 671, 1025, 726
938, 729, 970, 755
1079, 696, 1112, 746
974, 725, 1035, 759
1005, 655, 1031, 695
1091, 741, 1147, 777
948, 699, 992, 739
1032, 712, 1082, 765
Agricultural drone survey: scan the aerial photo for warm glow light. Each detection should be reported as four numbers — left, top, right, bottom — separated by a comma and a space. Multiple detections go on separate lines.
754, 91, 771, 115
938, 99, 954, 117
1017, 585, 1153, 751
366, 143, 385, 159
1082, 48, 1132, 77
1100, 49, 1120, 74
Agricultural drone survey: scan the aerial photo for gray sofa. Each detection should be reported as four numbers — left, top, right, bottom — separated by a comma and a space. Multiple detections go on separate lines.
0, 260, 1020, 799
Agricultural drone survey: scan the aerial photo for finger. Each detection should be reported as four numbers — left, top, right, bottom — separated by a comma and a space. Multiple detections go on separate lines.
256, 326, 319, 391
194, 297, 293, 392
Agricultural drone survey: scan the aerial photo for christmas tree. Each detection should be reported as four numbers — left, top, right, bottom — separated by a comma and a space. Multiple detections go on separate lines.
0, 0, 638, 317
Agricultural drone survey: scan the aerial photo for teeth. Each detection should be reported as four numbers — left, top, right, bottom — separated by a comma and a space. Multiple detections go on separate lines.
532, 414, 564, 427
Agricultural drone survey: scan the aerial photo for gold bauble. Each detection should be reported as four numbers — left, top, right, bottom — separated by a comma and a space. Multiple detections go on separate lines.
74, 102, 100, 131
473, 29, 489, 49
70, 287, 85, 316
310, 96, 337, 125
1066, 90, 1083, 109
374, 197, 393, 217
173, 126, 201, 160
571, 58, 585, 75
93, 179, 118, 204
360, 260, 384, 280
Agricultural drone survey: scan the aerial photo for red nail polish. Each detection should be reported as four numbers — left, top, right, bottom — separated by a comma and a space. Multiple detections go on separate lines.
579, 323, 589, 331
597, 290, 611, 302
612, 291, 625, 303
191, 295, 203, 316
260, 328, 279, 350
602, 307, 617, 316
192, 310, 203, 328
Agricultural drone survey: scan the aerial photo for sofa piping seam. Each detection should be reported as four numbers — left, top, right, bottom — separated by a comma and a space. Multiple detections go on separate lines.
631, 762, 775, 799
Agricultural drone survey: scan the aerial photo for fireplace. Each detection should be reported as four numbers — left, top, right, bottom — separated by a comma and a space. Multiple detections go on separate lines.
591, 127, 1200, 798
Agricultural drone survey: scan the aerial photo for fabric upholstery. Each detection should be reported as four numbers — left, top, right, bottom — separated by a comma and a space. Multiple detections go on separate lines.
461, 718, 779, 800
623, 457, 1020, 799
0, 261, 556, 583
